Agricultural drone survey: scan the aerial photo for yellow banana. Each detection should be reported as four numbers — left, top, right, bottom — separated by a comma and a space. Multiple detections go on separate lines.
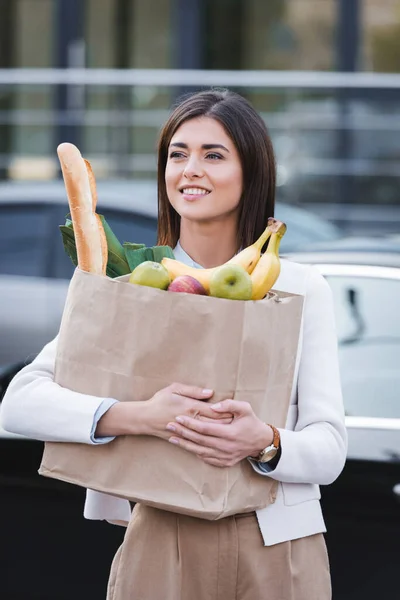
229, 224, 271, 274
161, 224, 272, 293
160, 259, 213, 292
250, 220, 286, 300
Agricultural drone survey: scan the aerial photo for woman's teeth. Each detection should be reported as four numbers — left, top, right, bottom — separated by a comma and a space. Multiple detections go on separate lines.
182, 188, 210, 195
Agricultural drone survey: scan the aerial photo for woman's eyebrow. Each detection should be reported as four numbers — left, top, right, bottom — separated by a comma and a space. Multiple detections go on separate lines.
170, 142, 230, 153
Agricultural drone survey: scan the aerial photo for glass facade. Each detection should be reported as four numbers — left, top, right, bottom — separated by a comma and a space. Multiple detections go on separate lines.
86, 0, 173, 69
7, 1, 399, 73
84, 0, 173, 177
363, 0, 400, 72
1, 0, 55, 178
204, 0, 337, 71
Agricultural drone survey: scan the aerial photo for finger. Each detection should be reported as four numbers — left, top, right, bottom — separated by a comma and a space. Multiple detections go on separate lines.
175, 415, 234, 440
197, 416, 233, 425
201, 456, 230, 468
168, 436, 227, 459
189, 401, 233, 420
167, 422, 229, 451
170, 382, 214, 401
190, 408, 232, 420
210, 400, 250, 416
196, 410, 233, 421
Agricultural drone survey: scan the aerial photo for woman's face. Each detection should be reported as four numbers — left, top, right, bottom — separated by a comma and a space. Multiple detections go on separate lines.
165, 116, 243, 224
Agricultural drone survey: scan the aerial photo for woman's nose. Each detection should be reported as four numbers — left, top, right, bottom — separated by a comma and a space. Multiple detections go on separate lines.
183, 157, 204, 179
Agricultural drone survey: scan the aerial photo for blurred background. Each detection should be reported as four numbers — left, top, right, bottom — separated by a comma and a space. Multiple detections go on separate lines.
1, 2, 400, 600
0, 0, 400, 234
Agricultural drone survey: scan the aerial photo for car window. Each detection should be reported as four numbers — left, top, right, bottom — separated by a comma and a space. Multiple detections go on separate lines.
0, 205, 55, 277
275, 203, 342, 252
53, 207, 159, 279
100, 209, 157, 248
325, 274, 400, 419
54, 220, 77, 280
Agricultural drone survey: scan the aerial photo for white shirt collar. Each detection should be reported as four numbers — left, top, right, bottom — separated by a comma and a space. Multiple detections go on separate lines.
173, 240, 242, 270
173, 241, 204, 269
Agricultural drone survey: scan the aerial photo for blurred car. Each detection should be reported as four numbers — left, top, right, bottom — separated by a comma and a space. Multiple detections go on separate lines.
285, 251, 400, 599
295, 236, 400, 255
0, 179, 343, 368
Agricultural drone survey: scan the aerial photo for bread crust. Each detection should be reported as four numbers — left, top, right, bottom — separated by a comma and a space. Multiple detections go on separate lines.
96, 213, 108, 275
84, 158, 98, 213
57, 143, 107, 275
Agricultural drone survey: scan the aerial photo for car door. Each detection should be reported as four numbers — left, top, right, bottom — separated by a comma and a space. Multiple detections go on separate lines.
0, 203, 71, 367
0, 198, 159, 368
97, 207, 158, 249
314, 264, 400, 599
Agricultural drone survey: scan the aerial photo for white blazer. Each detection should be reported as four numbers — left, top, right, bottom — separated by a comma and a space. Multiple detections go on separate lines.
0, 252, 347, 546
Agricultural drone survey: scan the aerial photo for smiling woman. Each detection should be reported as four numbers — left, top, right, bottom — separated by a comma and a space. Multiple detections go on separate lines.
157, 90, 276, 266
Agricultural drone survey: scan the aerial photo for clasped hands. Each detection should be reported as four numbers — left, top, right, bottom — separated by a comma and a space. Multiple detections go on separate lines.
149, 383, 272, 468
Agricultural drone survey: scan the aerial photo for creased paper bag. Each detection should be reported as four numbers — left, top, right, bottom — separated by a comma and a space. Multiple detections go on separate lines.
39, 268, 303, 520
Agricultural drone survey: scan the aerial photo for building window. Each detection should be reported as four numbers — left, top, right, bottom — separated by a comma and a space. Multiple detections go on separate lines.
204, 0, 336, 71
362, 0, 400, 72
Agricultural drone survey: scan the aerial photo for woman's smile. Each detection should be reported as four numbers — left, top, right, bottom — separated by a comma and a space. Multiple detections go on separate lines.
180, 186, 211, 201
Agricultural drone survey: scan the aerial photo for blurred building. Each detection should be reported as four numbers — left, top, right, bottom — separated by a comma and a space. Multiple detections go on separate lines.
3, 0, 400, 71
0, 0, 400, 233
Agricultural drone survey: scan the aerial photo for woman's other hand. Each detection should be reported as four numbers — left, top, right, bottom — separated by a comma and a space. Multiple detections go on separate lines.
166, 400, 273, 467
96, 383, 233, 439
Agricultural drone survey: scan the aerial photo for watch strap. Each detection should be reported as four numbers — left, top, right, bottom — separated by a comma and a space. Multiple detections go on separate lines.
256, 424, 281, 463
267, 423, 280, 449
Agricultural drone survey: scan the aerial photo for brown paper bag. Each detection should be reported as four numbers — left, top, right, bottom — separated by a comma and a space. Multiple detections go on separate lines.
39, 268, 303, 520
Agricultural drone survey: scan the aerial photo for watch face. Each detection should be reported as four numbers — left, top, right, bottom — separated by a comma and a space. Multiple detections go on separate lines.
259, 446, 278, 463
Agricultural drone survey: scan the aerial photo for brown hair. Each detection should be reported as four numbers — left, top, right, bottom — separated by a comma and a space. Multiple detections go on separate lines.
157, 88, 276, 251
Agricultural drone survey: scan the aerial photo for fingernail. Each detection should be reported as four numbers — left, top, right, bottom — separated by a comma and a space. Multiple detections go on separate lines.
169, 437, 179, 445
202, 389, 213, 395
175, 416, 184, 424
211, 403, 221, 410
166, 424, 176, 432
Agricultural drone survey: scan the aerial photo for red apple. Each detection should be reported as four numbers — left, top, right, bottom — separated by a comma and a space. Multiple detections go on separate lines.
168, 275, 207, 295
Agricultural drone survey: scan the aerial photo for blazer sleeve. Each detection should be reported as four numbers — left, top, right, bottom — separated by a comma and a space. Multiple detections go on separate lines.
253, 266, 348, 485
0, 336, 116, 444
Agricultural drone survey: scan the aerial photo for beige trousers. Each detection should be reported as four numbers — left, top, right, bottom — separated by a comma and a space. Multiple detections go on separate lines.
107, 504, 331, 600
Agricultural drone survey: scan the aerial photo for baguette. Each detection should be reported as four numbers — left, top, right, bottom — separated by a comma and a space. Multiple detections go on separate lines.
84, 158, 98, 212
57, 143, 107, 275
84, 157, 108, 273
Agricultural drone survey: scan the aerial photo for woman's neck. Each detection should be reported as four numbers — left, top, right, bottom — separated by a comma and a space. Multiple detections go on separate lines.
179, 218, 239, 268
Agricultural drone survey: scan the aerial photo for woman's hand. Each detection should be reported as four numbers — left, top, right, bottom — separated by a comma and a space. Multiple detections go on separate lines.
166, 400, 273, 467
95, 383, 232, 439
143, 383, 233, 441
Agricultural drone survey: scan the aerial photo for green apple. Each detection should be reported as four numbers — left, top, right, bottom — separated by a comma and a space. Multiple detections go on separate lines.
209, 264, 252, 300
129, 261, 171, 290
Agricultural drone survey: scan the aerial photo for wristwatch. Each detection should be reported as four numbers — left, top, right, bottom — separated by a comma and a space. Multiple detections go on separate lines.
257, 424, 280, 463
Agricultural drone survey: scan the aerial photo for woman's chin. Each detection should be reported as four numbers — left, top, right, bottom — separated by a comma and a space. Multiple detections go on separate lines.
179, 210, 220, 224
173, 202, 214, 222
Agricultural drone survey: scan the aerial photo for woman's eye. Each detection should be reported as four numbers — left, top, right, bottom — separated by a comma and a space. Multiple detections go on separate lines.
169, 151, 185, 159
206, 152, 223, 160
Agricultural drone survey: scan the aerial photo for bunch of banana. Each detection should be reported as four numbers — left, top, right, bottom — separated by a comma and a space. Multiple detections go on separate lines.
250, 219, 286, 300
161, 223, 271, 293
161, 217, 286, 299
